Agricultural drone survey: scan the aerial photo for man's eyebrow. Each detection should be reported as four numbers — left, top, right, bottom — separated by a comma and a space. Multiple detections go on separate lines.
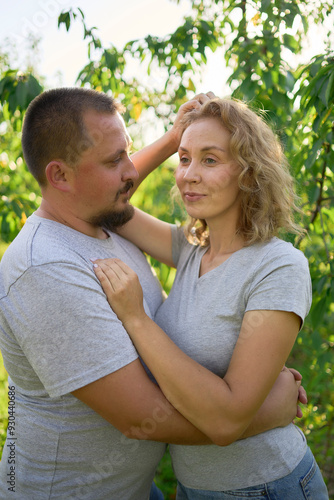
102, 148, 127, 163
102, 140, 133, 163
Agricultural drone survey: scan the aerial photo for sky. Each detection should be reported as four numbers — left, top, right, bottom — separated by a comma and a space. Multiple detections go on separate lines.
1, 0, 230, 95
1, 0, 333, 142
2, 1, 333, 91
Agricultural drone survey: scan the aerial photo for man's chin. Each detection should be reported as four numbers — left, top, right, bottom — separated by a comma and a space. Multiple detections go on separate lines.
90, 205, 135, 232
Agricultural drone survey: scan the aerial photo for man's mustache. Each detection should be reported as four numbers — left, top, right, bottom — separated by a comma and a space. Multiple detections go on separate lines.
116, 180, 134, 199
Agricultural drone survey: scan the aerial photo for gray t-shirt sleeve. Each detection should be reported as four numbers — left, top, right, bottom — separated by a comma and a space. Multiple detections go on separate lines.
245, 242, 312, 324
12, 262, 138, 398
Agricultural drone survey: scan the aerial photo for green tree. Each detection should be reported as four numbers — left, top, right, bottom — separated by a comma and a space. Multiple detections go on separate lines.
0, 0, 333, 495
0, 36, 43, 242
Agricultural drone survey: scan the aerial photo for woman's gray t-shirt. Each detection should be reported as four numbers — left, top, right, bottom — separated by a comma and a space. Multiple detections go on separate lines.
155, 225, 312, 491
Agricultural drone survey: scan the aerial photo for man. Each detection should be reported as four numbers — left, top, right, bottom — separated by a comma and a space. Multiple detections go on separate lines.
0, 87, 304, 499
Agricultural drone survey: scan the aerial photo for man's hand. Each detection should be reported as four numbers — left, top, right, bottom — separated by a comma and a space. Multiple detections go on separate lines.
287, 367, 307, 418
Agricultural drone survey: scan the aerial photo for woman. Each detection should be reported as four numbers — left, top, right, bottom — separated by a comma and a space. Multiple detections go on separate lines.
93, 98, 328, 498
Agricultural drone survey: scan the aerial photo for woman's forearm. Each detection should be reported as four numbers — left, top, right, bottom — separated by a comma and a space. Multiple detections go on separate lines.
122, 313, 249, 446
130, 129, 179, 192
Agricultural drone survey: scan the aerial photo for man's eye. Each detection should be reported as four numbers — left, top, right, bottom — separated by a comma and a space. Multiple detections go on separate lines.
112, 157, 122, 164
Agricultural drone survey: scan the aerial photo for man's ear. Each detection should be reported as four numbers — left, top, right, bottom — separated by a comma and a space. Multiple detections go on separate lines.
45, 161, 73, 192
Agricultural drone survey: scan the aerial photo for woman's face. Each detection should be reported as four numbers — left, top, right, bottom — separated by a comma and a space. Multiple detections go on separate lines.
175, 117, 242, 227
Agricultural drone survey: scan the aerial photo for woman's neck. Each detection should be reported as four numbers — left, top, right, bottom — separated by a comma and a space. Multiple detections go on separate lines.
199, 222, 245, 276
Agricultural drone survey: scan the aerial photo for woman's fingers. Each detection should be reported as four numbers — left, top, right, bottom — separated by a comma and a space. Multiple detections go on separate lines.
193, 91, 216, 104
93, 258, 140, 297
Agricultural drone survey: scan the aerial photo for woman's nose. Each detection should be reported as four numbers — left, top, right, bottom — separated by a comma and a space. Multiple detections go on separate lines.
183, 162, 200, 183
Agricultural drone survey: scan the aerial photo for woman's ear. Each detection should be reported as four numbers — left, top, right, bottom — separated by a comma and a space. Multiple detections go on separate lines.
45, 161, 72, 192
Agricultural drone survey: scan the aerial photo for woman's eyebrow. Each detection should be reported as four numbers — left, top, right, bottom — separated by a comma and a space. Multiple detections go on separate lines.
178, 145, 226, 153
201, 146, 226, 153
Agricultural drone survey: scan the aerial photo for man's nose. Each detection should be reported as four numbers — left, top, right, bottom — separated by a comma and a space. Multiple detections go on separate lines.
122, 157, 139, 181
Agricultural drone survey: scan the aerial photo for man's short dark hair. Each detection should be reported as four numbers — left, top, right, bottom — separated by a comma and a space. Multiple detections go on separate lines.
22, 87, 123, 185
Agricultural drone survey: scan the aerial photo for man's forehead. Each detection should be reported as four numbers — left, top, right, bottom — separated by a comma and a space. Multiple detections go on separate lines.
83, 109, 121, 129
83, 110, 131, 145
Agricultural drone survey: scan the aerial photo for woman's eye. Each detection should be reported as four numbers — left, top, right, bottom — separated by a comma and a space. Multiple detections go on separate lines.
179, 157, 190, 165
205, 157, 216, 165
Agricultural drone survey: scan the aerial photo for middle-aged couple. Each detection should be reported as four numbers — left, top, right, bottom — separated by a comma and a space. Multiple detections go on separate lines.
0, 86, 329, 499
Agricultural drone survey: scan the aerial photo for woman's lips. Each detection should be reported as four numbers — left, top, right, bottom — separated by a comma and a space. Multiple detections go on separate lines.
184, 192, 206, 202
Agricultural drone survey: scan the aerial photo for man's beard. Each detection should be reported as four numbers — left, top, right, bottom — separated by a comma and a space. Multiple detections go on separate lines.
89, 180, 135, 232
89, 204, 135, 233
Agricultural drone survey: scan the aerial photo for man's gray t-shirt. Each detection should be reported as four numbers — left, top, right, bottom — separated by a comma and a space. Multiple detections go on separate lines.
0, 214, 166, 499
155, 225, 312, 491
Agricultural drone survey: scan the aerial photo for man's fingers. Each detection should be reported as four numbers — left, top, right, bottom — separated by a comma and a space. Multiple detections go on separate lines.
287, 367, 302, 381
298, 384, 308, 404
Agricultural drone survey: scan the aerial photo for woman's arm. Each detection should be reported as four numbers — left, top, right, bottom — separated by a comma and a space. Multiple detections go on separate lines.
115, 209, 174, 267
129, 92, 215, 191
93, 258, 303, 446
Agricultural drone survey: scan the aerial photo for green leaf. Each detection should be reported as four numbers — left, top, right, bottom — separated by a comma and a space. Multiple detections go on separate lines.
325, 69, 334, 106
310, 294, 329, 329
1, 216, 10, 241
58, 11, 71, 31
261, 0, 271, 12
27, 75, 43, 100
283, 34, 300, 53
285, 71, 295, 92
77, 7, 85, 20
262, 71, 273, 89
305, 138, 323, 169
15, 81, 28, 109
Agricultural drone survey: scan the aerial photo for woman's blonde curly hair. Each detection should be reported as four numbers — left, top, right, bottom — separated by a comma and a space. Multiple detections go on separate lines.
177, 98, 304, 247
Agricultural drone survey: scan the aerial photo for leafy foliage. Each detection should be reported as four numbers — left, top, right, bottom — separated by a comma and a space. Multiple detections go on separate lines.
0, 0, 333, 495
0, 41, 43, 243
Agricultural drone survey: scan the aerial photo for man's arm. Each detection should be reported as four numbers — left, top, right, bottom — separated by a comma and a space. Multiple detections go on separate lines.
72, 358, 211, 444
72, 358, 302, 445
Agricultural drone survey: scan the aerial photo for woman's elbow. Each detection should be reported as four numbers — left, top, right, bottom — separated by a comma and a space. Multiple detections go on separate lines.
207, 423, 244, 447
